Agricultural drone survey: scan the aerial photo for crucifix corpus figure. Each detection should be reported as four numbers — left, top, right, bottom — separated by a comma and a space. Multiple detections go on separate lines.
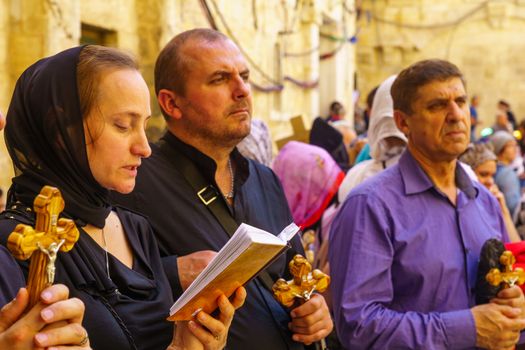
7, 186, 79, 309
273, 254, 330, 306
37, 238, 66, 285
486, 250, 525, 288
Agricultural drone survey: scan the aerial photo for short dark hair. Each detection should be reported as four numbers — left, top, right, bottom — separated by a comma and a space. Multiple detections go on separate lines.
498, 100, 510, 108
391, 59, 466, 115
329, 101, 344, 114
366, 85, 379, 110
154, 28, 229, 120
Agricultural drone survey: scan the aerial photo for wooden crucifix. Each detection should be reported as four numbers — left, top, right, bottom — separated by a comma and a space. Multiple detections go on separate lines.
486, 250, 525, 289
272, 254, 330, 307
275, 115, 310, 150
7, 186, 79, 309
273, 254, 330, 350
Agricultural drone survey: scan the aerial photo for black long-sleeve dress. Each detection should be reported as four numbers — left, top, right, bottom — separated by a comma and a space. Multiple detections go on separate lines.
0, 206, 173, 350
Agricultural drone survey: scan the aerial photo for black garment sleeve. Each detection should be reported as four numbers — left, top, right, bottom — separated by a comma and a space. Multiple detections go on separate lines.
0, 246, 25, 307
161, 254, 184, 299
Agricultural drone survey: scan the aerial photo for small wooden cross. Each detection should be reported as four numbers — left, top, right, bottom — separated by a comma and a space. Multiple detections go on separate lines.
486, 250, 525, 289
275, 115, 310, 150
7, 186, 79, 309
272, 254, 330, 308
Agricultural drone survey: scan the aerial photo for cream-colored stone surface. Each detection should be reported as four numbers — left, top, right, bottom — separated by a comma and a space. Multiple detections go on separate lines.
0, 0, 356, 193
1, 0, 81, 193
356, 0, 525, 137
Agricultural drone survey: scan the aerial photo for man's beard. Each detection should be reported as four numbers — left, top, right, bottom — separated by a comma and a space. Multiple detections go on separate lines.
184, 116, 252, 148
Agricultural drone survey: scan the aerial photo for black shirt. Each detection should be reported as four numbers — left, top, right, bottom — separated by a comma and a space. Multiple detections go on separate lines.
112, 131, 306, 350
0, 207, 173, 350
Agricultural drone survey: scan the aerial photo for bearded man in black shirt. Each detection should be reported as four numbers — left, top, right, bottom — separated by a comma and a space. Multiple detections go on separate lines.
112, 28, 333, 350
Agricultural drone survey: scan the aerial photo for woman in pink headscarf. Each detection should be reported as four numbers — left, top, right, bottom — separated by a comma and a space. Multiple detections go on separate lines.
273, 141, 344, 230
273, 141, 345, 348
273, 141, 344, 273
273, 140, 345, 350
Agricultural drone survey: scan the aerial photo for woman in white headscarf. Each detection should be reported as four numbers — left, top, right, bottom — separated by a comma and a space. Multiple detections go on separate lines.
338, 75, 407, 202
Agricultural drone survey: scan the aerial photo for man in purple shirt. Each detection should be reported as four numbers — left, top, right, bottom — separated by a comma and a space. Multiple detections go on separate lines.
329, 59, 525, 349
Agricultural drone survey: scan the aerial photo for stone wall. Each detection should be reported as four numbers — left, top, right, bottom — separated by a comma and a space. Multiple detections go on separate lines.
356, 0, 525, 136
1, 0, 80, 191
0, 0, 356, 192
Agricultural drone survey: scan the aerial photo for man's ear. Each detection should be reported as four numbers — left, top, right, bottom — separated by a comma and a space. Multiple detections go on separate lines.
394, 110, 410, 137
157, 89, 182, 120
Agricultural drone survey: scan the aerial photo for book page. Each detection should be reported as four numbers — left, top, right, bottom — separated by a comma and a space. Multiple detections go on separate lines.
168, 222, 298, 320
278, 222, 300, 242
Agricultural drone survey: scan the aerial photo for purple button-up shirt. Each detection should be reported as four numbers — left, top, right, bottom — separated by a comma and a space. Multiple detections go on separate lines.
330, 150, 508, 349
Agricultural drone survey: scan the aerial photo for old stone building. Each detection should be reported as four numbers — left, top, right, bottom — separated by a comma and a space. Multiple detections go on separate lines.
356, 0, 525, 135
0, 0, 356, 191
3, 0, 525, 194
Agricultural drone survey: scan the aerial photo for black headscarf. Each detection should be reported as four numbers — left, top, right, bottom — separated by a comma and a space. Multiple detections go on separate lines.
309, 117, 350, 173
5, 46, 111, 228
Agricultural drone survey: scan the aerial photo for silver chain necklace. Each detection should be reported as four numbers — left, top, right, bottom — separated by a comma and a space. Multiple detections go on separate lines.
101, 223, 121, 295
101, 227, 112, 281
224, 158, 235, 199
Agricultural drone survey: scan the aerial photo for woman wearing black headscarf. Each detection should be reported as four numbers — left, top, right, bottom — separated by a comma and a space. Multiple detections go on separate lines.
0, 109, 89, 350
0, 46, 245, 350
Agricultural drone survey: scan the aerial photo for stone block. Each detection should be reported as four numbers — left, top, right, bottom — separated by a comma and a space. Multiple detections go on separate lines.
0, 0, 356, 158
386, 0, 418, 6
399, 6, 419, 24
486, 2, 510, 29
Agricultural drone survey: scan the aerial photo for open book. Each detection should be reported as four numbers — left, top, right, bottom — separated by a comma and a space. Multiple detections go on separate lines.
168, 222, 300, 321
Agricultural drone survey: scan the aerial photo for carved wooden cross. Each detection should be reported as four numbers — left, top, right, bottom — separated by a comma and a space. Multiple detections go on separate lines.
275, 115, 310, 150
272, 254, 330, 308
7, 186, 79, 309
486, 250, 525, 289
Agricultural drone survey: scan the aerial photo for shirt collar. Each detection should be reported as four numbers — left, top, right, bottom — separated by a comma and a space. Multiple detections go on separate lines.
159, 131, 250, 188
399, 149, 477, 199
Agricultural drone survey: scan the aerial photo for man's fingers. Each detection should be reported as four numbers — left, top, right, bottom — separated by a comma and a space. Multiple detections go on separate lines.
40, 284, 70, 305
0, 288, 29, 332
217, 294, 235, 327
290, 294, 323, 318
231, 287, 246, 310
496, 286, 523, 301
40, 297, 85, 325
491, 297, 523, 309
187, 319, 223, 348
195, 309, 226, 337
497, 309, 525, 332
289, 307, 323, 328
288, 295, 333, 346
291, 328, 330, 345
498, 304, 523, 319
508, 317, 525, 332
34, 323, 88, 348
493, 331, 521, 349
289, 294, 333, 345
289, 317, 326, 335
